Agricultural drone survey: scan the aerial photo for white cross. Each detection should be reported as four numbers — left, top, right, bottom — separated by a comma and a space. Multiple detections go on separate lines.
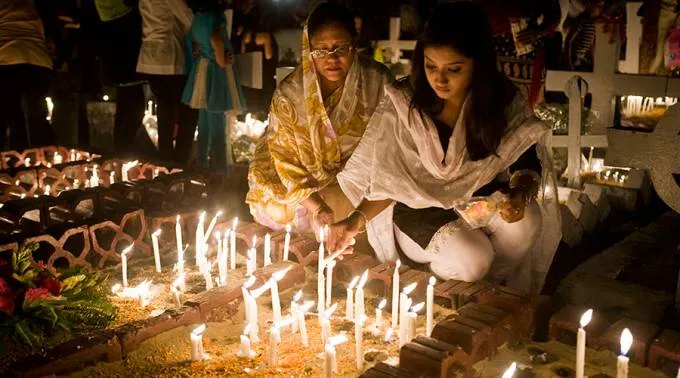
376, 18, 417, 65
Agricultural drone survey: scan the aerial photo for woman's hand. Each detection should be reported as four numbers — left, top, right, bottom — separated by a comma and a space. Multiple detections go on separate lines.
328, 212, 364, 255
499, 187, 527, 223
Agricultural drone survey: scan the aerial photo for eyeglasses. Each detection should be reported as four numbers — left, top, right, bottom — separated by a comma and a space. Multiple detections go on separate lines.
309, 45, 353, 59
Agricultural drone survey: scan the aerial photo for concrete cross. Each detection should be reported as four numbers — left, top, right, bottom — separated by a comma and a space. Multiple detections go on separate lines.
376, 18, 417, 65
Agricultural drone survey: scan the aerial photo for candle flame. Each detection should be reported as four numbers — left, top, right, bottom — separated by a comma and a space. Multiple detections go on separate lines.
324, 303, 338, 318
326, 259, 336, 269
358, 269, 369, 289
429, 276, 437, 286
232, 217, 239, 230
190, 180, 206, 186
176, 215, 180, 223
403, 282, 417, 295
411, 302, 425, 313
121, 245, 133, 256
243, 324, 251, 336
152, 229, 161, 237
378, 298, 387, 309
501, 362, 517, 378
348, 276, 360, 289
319, 227, 325, 242
579, 309, 593, 328
192, 323, 206, 336
272, 266, 292, 281
328, 334, 348, 346
199, 211, 206, 222
285, 224, 292, 233
384, 327, 394, 342
216, 210, 223, 217
620, 328, 633, 355
243, 275, 257, 289
293, 290, 303, 302
356, 314, 368, 325
396, 259, 401, 269
251, 235, 257, 246
215, 231, 221, 240
300, 300, 315, 312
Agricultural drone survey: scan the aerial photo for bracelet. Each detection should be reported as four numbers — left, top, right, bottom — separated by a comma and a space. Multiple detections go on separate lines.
350, 210, 368, 234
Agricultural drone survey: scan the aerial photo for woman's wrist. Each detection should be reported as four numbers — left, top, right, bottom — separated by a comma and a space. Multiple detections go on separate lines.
349, 209, 368, 233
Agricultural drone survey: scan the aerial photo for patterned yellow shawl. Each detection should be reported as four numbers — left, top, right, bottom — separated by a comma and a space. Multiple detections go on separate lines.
246, 25, 393, 229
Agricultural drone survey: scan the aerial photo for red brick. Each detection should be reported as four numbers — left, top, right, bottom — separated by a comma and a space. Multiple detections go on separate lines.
399, 336, 468, 378
597, 317, 660, 366
549, 305, 610, 347
359, 362, 422, 378
648, 329, 680, 371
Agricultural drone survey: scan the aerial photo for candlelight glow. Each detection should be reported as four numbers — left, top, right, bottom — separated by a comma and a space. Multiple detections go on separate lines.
272, 266, 292, 281
620, 328, 633, 355
192, 323, 206, 336
348, 276, 360, 289
111, 283, 121, 293
251, 235, 257, 246
176, 215, 180, 223
502, 362, 517, 378
153, 229, 161, 237
410, 302, 425, 313
396, 259, 401, 269
285, 224, 292, 233
357, 269, 369, 289
403, 282, 417, 295
122, 245, 133, 256
293, 290, 303, 302
580, 309, 593, 328
328, 334, 349, 346
232, 217, 239, 229
300, 300, 315, 312
324, 303, 338, 318
429, 276, 436, 286
378, 298, 387, 309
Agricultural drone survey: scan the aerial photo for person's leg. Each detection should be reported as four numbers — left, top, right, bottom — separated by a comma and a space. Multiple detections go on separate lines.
22, 65, 54, 146
113, 83, 146, 154
196, 109, 210, 167
208, 111, 227, 171
173, 76, 197, 165
147, 75, 174, 161
485, 200, 542, 283
0, 65, 22, 150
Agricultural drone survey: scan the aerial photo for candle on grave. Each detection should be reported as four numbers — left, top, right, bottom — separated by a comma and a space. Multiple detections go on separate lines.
242, 276, 256, 324
70, 149, 76, 161
216, 232, 227, 286
247, 246, 256, 276
53, 152, 62, 165
384, 327, 394, 344
171, 275, 184, 306
325, 259, 336, 307
346, 276, 359, 321
91, 165, 100, 187
151, 229, 162, 273
317, 226, 326, 318
375, 298, 387, 327
355, 269, 369, 320
676, 366, 680, 378
44, 185, 50, 196
325, 334, 348, 377
270, 267, 291, 324
283, 224, 291, 261
121, 245, 132, 287
203, 259, 214, 290
237, 324, 255, 359
195, 211, 206, 267
355, 314, 367, 371
264, 233, 272, 266
251, 234, 258, 267
109, 170, 115, 185
297, 300, 313, 346
268, 324, 281, 367
204, 210, 222, 242
617, 328, 633, 378
426, 276, 436, 336
321, 303, 337, 345
138, 280, 151, 307
502, 362, 517, 378
25, 157, 31, 167
291, 290, 302, 334
230, 217, 238, 270
399, 282, 417, 348
576, 309, 593, 378
392, 260, 401, 329
407, 302, 424, 342
190, 324, 207, 361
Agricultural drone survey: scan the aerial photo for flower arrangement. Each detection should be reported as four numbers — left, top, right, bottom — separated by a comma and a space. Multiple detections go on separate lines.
0, 244, 116, 348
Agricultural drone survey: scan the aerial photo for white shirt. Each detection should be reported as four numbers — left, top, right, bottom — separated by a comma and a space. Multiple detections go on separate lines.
136, 0, 193, 75
0, 0, 52, 69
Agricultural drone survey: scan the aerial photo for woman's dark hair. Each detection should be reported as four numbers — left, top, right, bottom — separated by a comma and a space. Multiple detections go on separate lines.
409, 2, 517, 161
307, 2, 357, 41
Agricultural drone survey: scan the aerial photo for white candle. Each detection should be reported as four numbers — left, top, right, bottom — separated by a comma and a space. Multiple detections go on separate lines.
264, 233, 272, 266
91, 165, 100, 187
137, 280, 151, 307
297, 301, 313, 346
317, 226, 326, 318
175, 216, 183, 274
392, 260, 401, 329
399, 282, 417, 348
53, 152, 62, 164
216, 232, 226, 286
576, 309, 593, 378
502, 362, 517, 378
121, 245, 132, 287
346, 276, 359, 321
283, 224, 291, 261
617, 328, 633, 378
151, 229, 162, 273
195, 212, 206, 267
203, 260, 214, 291
355, 314, 367, 371
204, 210, 222, 243
268, 325, 281, 367
407, 302, 424, 342
384, 327, 394, 344
325, 259, 336, 307
375, 298, 387, 327
25, 157, 31, 167
355, 269, 369, 320
230, 218, 238, 270
270, 267, 290, 324
171, 276, 183, 306
426, 276, 436, 336
324, 343, 336, 378
237, 324, 255, 359
247, 247, 256, 276
676, 366, 680, 378
291, 290, 302, 334
190, 324, 207, 361
321, 303, 338, 345
70, 149, 76, 161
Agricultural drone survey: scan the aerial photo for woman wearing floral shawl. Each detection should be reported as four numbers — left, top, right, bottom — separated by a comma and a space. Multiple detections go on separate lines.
246, 3, 393, 235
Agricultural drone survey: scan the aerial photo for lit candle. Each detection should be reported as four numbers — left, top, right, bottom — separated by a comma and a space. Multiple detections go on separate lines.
617, 328, 633, 378
217, 232, 227, 286
355, 314, 367, 371
355, 269, 369, 320
247, 246, 256, 276
576, 309, 593, 378
151, 229, 162, 273
392, 260, 401, 329
297, 300, 313, 346
270, 267, 291, 324
25, 157, 31, 167
426, 276, 436, 336
138, 280, 151, 307
325, 259, 336, 307
325, 334, 348, 377
264, 233, 272, 266
70, 149, 76, 162
321, 303, 338, 345
53, 152, 62, 164
171, 275, 183, 306
91, 165, 100, 187
384, 327, 394, 344
190, 324, 208, 361
317, 226, 326, 318
502, 362, 517, 378
203, 259, 214, 291
204, 210, 222, 243
283, 224, 291, 261
230, 218, 238, 270
44, 185, 50, 196
407, 302, 424, 342
346, 276, 359, 321
121, 245, 132, 287
291, 290, 302, 334
268, 324, 281, 367
195, 212, 206, 267
237, 324, 255, 359
375, 298, 387, 327
399, 282, 417, 348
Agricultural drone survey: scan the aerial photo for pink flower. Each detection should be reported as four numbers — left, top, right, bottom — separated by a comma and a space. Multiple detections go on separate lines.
0, 278, 12, 295
0, 296, 15, 315
24, 288, 50, 302
40, 278, 61, 296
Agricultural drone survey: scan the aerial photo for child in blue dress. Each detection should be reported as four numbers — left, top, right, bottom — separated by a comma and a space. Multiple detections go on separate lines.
183, 1, 246, 171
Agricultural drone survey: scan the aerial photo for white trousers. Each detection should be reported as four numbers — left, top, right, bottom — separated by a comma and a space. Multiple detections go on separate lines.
395, 201, 542, 283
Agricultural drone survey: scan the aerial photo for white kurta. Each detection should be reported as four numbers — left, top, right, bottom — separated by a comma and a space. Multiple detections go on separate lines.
338, 84, 562, 294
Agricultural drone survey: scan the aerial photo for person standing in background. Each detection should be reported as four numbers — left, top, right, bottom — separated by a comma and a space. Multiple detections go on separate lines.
137, 0, 197, 165
94, 0, 148, 156
0, 0, 56, 150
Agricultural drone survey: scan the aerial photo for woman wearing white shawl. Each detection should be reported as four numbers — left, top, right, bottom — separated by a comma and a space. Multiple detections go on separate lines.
329, 2, 561, 295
